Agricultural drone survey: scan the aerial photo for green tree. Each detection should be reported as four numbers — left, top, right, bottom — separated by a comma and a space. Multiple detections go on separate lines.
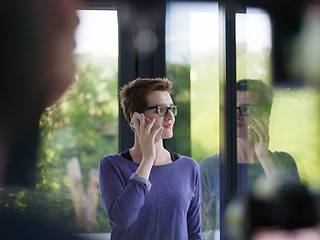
3, 57, 118, 233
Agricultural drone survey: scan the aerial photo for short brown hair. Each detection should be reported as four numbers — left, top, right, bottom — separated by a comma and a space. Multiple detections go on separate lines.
237, 79, 273, 114
119, 77, 173, 124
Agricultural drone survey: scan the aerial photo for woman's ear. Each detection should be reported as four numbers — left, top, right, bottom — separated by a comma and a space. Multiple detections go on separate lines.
129, 112, 133, 120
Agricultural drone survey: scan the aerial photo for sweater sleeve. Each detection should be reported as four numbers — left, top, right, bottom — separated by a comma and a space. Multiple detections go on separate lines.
199, 157, 218, 240
99, 156, 148, 230
187, 164, 201, 240
274, 151, 300, 181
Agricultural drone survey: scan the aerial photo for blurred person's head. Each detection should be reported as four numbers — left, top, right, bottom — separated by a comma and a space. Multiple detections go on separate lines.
236, 79, 274, 139
225, 177, 320, 240
0, 0, 80, 186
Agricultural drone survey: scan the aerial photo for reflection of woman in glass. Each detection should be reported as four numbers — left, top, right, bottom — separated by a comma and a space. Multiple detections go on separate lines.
200, 79, 300, 240
99, 78, 201, 240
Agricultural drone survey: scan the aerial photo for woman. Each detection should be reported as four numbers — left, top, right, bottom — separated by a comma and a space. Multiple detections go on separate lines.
199, 79, 300, 240
99, 77, 201, 240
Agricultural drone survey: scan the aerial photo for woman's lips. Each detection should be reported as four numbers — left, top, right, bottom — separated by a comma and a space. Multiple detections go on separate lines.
237, 123, 243, 128
163, 124, 172, 129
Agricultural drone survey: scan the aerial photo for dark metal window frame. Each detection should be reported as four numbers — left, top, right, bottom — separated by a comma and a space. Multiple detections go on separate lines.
218, 2, 237, 239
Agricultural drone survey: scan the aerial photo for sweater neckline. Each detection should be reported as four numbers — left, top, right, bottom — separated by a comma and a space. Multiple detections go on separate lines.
120, 149, 180, 163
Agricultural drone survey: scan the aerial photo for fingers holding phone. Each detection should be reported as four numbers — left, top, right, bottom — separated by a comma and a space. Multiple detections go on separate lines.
132, 113, 163, 164
130, 112, 163, 142
249, 113, 269, 142
140, 114, 163, 142
249, 113, 271, 159
141, 114, 155, 136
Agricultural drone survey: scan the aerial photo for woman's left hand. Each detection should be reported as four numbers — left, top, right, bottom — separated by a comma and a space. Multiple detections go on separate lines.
250, 112, 278, 178
250, 112, 270, 159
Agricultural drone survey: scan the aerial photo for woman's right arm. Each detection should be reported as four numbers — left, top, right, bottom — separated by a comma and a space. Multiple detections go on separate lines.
99, 158, 149, 230
99, 115, 161, 229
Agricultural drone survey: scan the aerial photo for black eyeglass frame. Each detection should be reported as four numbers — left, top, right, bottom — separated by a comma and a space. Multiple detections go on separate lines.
236, 104, 256, 116
143, 105, 178, 116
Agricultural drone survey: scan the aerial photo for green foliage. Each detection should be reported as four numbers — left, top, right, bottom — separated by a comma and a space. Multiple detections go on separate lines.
38, 58, 118, 188
3, 57, 118, 233
237, 44, 271, 83
269, 88, 320, 189
190, 57, 220, 162
166, 63, 191, 156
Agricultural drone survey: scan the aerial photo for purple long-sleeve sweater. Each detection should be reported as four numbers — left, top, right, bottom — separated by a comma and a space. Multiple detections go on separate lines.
98, 151, 201, 240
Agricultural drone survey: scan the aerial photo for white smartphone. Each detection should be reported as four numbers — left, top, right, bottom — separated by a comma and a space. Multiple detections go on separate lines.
130, 112, 163, 142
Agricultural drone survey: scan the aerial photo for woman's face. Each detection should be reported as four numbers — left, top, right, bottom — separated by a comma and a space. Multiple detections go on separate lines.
236, 91, 260, 139
144, 90, 175, 139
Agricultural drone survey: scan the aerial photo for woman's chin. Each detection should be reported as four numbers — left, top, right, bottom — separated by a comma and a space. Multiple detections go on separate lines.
237, 133, 248, 141
161, 132, 173, 139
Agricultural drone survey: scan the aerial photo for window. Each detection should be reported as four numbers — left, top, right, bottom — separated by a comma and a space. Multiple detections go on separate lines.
37, 10, 119, 235
236, 7, 320, 189
166, 1, 219, 160
166, 2, 220, 240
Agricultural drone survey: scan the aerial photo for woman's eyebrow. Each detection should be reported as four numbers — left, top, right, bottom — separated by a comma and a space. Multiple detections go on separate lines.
154, 103, 174, 106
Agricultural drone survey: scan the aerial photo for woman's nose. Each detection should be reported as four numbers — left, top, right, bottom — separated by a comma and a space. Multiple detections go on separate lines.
165, 109, 174, 119
236, 108, 243, 119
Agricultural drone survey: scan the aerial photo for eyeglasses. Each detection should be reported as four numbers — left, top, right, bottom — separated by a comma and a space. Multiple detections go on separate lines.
237, 104, 256, 116
143, 105, 178, 116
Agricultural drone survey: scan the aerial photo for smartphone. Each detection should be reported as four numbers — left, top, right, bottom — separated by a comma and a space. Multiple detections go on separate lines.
130, 112, 163, 142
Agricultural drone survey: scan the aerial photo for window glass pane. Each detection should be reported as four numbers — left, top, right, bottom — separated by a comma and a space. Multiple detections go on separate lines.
287, 3, 320, 189
166, 2, 219, 240
166, 1, 219, 160
236, 7, 320, 192
37, 10, 118, 236
268, 87, 319, 187
236, 8, 272, 83
234, 6, 320, 239
235, 9, 276, 197
190, 9, 219, 161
